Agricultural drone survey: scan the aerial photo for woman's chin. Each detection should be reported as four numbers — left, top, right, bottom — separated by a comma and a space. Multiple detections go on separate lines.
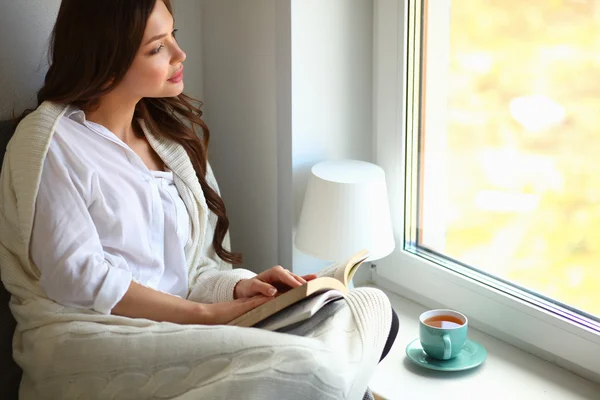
149, 84, 184, 99
167, 83, 184, 97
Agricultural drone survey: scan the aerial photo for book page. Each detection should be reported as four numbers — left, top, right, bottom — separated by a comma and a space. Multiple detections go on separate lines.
255, 290, 344, 331
316, 260, 345, 279
333, 250, 369, 286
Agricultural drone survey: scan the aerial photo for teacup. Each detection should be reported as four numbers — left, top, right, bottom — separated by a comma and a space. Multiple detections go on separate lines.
419, 309, 468, 360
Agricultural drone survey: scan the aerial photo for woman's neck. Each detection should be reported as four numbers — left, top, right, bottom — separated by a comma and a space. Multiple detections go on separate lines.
85, 94, 140, 144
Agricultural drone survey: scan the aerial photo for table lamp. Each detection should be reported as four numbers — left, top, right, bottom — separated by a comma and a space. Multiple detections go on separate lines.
295, 159, 395, 268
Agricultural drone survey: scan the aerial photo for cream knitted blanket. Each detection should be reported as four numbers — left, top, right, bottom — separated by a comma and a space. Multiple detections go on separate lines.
0, 102, 392, 399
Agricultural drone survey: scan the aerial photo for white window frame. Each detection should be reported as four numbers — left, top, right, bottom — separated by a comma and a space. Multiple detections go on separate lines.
372, 0, 600, 383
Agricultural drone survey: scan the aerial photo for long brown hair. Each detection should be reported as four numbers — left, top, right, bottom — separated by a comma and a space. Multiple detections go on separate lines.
24, 0, 242, 264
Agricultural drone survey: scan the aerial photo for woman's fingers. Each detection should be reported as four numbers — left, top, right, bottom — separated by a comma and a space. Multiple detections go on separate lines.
301, 273, 318, 281
276, 266, 305, 288
250, 266, 313, 298
248, 277, 278, 297
289, 270, 307, 285
218, 296, 272, 325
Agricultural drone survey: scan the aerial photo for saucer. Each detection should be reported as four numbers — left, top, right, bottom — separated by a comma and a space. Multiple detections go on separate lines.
405, 338, 487, 371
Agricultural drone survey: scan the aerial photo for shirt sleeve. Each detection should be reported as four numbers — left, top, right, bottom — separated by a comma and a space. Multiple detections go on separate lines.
30, 142, 132, 314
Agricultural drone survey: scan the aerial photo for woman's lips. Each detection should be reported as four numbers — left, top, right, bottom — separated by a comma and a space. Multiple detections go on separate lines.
168, 66, 184, 83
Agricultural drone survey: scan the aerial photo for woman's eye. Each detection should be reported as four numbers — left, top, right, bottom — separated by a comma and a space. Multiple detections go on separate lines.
149, 29, 178, 55
150, 44, 164, 55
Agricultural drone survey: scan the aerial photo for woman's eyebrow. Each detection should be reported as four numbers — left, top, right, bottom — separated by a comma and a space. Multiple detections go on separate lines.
144, 33, 168, 46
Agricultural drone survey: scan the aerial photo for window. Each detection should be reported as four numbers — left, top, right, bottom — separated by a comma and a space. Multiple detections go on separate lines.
373, 0, 600, 381
415, 0, 600, 326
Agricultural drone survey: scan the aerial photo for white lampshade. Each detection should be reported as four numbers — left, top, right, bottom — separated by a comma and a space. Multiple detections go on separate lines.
295, 160, 395, 262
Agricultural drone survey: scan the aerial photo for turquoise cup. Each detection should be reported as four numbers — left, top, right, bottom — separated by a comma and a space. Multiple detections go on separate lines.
419, 309, 468, 360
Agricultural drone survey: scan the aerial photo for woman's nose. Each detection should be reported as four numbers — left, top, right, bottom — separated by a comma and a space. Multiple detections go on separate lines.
173, 44, 186, 65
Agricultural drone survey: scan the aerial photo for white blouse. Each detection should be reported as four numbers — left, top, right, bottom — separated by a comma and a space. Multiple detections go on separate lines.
30, 107, 192, 314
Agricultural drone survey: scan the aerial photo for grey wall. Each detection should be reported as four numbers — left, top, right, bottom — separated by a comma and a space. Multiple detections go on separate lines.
199, 0, 374, 275
199, 0, 285, 273
172, 0, 204, 100
291, 0, 374, 276
291, 0, 374, 223
0, 0, 61, 119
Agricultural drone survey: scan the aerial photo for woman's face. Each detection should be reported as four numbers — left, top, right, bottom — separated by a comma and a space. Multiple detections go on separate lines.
118, 0, 186, 100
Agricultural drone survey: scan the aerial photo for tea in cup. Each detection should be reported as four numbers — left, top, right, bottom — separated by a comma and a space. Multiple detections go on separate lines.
419, 309, 468, 360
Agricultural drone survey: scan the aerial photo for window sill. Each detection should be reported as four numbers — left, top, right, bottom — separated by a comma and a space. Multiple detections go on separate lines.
365, 285, 600, 400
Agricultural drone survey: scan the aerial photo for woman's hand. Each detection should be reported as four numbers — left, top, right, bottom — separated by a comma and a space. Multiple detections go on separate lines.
234, 266, 318, 299
200, 295, 273, 325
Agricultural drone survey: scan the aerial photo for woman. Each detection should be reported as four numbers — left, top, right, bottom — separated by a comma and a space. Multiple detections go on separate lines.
0, 1, 397, 399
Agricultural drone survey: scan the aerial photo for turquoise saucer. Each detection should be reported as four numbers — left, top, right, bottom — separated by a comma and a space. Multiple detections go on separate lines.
405, 338, 487, 372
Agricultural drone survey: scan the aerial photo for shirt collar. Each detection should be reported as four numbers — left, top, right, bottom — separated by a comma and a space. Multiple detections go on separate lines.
64, 105, 87, 125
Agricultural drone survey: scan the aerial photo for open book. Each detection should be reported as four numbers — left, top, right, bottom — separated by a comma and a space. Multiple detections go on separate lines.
228, 249, 369, 331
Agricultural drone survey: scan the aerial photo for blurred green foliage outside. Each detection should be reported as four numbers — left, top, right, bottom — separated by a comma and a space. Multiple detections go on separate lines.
427, 0, 600, 317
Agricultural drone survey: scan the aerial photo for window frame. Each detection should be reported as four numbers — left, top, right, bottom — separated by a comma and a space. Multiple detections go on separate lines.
372, 0, 600, 382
